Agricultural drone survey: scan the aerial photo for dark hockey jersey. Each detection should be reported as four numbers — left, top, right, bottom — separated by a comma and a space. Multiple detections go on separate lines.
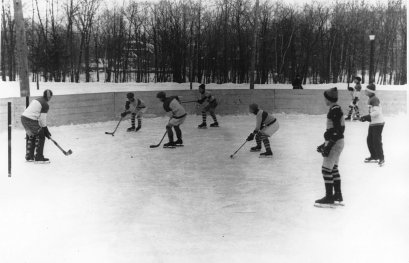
324, 104, 345, 142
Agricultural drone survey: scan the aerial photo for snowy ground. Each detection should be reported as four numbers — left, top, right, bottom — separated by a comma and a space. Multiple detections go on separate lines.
0, 80, 406, 98
0, 114, 408, 263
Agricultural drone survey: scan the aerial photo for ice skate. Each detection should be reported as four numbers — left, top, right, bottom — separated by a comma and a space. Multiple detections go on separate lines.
314, 195, 335, 208
127, 126, 135, 132
134, 126, 141, 132
333, 192, 344, 206
25, 156, 34, 162
259, 150, 273, 158
378, 159, 385, 167
344, 116, 352, 121
174, 139, 184, 147
163, 141, 176, 148
364, 157, 378, 163
250, 146, 261, 152
198, 123, 207, 129
210, 122, 219, 127
34, 156, 50, 164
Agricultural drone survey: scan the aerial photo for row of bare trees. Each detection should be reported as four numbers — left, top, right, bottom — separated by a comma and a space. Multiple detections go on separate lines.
1, 0, 407, 85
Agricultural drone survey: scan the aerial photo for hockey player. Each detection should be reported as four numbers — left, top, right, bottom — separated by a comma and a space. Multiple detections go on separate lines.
156, 91, 187, 148
246, 103, 279, 158
21, 89, 53, 163
121, 92, 146, 132
360, 83, 385, 167
315, 87, 345, 207
197, 84, 219, 128
345, 76, 362, 120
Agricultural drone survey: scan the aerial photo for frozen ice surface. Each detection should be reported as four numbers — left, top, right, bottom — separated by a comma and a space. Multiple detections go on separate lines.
0, 114, 408, 263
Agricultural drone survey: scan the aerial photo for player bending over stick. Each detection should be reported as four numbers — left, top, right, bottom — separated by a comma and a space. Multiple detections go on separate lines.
246, 103, 279, 158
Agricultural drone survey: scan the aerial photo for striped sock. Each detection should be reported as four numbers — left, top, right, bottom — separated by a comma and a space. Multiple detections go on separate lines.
137, 117, 142, 128
201, 112, 207, 124
210, 112, 217, 123
255, 133, 262, 147
262, 136, 271, 152
354, 106, 360, 117
131, 113, 136, 127
332, 165, 341, 193
322, 166, 334, 196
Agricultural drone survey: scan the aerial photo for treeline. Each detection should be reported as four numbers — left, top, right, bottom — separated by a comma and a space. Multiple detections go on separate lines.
1, 0, 407, 85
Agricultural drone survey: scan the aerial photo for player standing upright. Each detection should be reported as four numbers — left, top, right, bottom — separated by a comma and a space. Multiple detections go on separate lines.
197, 84, 219, 128
156, 91, 187, 148
21, 89, 53, 163
360, 83, 385, 167
315, 87, 345, 207
345, 76, 362, 120
121, 92, 146, 132
246, 103, 279, 158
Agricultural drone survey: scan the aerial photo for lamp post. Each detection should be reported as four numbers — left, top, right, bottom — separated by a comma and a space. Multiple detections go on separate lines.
369, 34, 375, 83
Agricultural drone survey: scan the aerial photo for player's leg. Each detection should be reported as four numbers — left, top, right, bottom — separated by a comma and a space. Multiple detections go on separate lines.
209, 101, 219, 127
127, 113, 136, 131
250, 132, 262, 152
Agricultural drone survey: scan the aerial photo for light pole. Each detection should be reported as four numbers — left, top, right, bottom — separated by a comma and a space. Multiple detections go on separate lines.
369, 34, 375, 83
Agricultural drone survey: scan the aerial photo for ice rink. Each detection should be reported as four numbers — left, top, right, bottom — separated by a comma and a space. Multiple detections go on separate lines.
1, 114, 408, 263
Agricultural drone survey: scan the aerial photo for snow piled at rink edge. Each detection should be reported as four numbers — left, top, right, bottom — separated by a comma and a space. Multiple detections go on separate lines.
0, 80, 407, 98
0, 114, 408, 263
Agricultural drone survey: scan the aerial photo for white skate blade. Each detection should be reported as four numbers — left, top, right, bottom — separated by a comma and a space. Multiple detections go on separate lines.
259, 155, 273, 158
163, 146, 176, 149
198, 127, 208, 129
364, 160, 378, 163
314, 203, 335, 208
333, 201, 345, 206
34, 160, 51, 164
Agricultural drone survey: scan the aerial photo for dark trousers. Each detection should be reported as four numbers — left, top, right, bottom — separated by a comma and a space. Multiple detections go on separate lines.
367, 124, 384, 160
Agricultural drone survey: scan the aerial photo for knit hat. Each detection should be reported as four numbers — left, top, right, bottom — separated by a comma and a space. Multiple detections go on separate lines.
354, 76, 361, 82
126, 92, 134, 99
249, 103, 259, 113
43, 89, 53, 101
366, 83, 376, 93
156, 91, 166, 99
199, 84, 206, 90
323, 87, 338, 102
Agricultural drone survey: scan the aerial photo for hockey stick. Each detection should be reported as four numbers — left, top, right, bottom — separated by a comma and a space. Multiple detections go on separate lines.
149, 131, 167, 148
230, 140, 247, 159
105, 117, 123, 136
181, 100, 198, 104
49, 137, 73, 156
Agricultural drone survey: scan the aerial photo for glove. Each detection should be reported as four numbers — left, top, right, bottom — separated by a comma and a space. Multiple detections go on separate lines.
352, 97, 358, 105
347, 86, 353, 91
316, 143, 325, 154
121, 111, 129, 118
197, 99, 204, 104
43, 126, 51, 139
247, 133, 255, 141
125, 101, 130, 110
360, 115, 371, 122
322, 141, 335, 157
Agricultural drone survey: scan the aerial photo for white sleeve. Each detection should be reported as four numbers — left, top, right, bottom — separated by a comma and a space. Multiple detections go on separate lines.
39, 113, 47, 127
369, 106, 381, 118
